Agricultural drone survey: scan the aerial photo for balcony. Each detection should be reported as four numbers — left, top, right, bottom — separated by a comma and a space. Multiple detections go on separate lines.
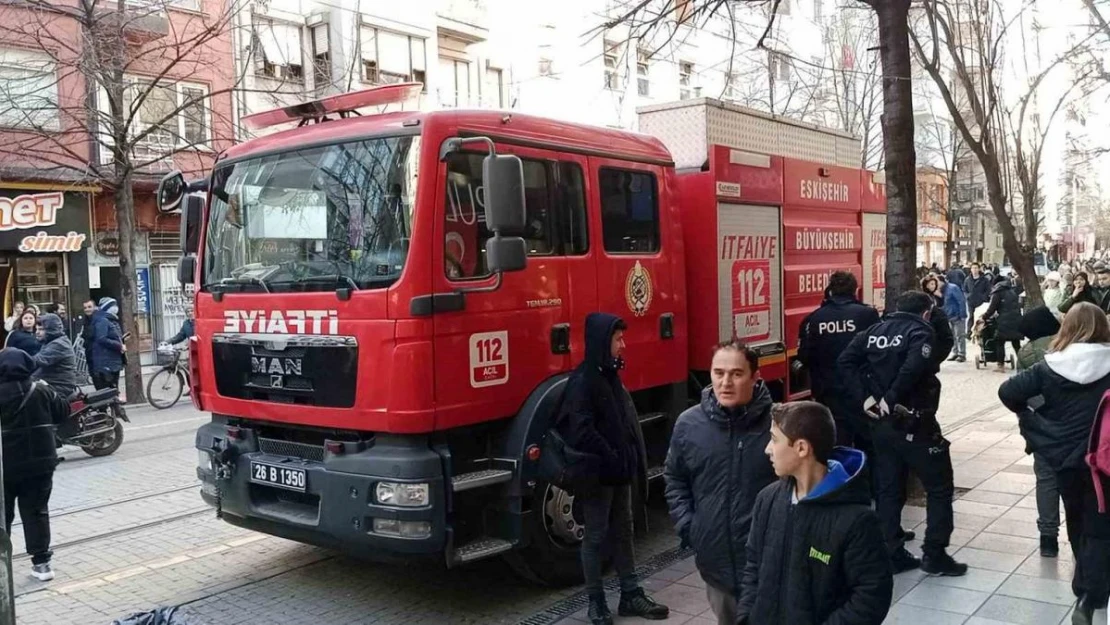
97, 5, 170, 44
437, 0, 487, 43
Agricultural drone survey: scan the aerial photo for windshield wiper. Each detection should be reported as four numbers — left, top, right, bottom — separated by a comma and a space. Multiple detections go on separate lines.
268, 275, 360, 291
205, 276, 272, 293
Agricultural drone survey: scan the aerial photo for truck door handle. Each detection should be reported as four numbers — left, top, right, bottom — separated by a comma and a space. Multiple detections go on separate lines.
659, 313, 674, 340
551, 324, 570, 355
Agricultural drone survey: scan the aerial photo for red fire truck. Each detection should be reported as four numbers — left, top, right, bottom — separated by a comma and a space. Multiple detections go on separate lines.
157, 84, 886, 585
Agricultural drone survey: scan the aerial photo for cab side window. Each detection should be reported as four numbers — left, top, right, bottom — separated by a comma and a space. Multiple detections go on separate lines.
599, 168, 659, 254
444, 153, 587, 279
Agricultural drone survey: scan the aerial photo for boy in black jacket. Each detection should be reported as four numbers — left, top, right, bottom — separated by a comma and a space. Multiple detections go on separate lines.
737, 401, 893, 625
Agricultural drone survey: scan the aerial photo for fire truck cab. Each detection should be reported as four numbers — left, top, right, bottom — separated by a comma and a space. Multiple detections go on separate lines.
159, 85, 884, 585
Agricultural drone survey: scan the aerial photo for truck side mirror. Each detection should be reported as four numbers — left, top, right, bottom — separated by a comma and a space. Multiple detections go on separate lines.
181, 195, 202, 255
482, 154, 526, 235
486, 236, 527, 273
157, 171, 187, 214
177, 256, 196, 286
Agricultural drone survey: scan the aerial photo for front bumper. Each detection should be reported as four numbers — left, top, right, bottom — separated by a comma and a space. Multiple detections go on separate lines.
196, 419, 448, 559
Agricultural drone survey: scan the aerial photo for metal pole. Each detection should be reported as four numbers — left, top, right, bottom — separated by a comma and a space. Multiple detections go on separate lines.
0, 436, 16, 625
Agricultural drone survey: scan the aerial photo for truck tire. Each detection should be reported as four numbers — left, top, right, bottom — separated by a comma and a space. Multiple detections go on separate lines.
504, 479, 588, 586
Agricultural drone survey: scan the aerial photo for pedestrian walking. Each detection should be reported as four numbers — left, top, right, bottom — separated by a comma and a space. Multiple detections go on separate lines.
88, 298, 124, 391
32, 314, 77, 400
964, 263, 993, 333
1015, 306, 1064, 558
998, 303, 1110, 625
0, 348, 70, 582
4, 311, 40, 356
664, 341, 776, 625
736, 401, 893, 625
983, 275, 1023, 373
946, 265, 967, 290
796, 271, 880, 446
839, 291, 967, 576
943, 274, 969, 362
556, 312, 668, 625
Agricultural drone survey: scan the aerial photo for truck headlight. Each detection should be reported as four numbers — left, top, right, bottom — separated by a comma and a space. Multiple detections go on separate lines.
372, 518, 432, 539
375, 482, 429, 507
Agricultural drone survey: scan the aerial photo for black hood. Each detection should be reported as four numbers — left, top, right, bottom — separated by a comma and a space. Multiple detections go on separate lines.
700, 379, 773, 429
584, 312, 624, 372
1019, 306, 1061, 341
38, 313, 64, 341
991, 279, 1012, 294
0, 348, 34, 382
799, 447, 872, 506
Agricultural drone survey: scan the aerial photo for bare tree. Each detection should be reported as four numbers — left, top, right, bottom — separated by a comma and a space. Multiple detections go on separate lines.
0, 0, 248, 400
817, 7, 885, 169
911, 0, 1097, 306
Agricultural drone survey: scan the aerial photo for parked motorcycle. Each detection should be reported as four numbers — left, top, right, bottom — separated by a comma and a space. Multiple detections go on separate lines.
60, 387, 129, 457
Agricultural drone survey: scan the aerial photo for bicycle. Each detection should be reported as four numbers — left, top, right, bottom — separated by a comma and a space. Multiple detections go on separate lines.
147, 345, 190, 409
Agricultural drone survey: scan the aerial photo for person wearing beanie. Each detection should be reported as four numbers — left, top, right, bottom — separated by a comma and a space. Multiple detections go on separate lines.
88, 297, 124, 390
1042, 272, 1065, 314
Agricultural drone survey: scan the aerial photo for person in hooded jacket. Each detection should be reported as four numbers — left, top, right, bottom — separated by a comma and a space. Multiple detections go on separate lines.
0, 348, 71, 582
839, 291, 966, 577
664, 341, 776, 625
796, 271, 880, 446
1042, 272, 1065, 315
946, 265, 967, 291
983, 274, 1023, 372
964, 263, 993, 332
32, 314, 76, 399
4, 310, 40, 356
999, 303, 1110, 625
1061, 272, 1101, 315
737, 401, 892, 625
88, 297, 124, 390
557, 312, 668, 625
1014, 306, 1064, 558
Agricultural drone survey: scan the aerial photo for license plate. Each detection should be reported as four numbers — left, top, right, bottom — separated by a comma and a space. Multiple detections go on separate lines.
250, 461, 306, 492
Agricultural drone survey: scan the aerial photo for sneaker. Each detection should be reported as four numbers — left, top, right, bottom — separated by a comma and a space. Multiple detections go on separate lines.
618, 588, 669, 620
956, 357, 967, 363
921, 552, 968, 577
898, 529, 916, 543
587, 593, 613, 625
30, 563, 54, 582
1040, 535, 1059, 558
890, 547, 921, 574
947, 354, 960, 362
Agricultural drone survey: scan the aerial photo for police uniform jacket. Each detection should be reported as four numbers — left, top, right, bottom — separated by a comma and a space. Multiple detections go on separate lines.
797, 295, 880, 401
838, 312, 939, 416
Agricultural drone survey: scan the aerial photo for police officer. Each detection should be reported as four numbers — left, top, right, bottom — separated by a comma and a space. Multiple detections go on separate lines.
839, 291, 967, 577
797, 271, 879, 446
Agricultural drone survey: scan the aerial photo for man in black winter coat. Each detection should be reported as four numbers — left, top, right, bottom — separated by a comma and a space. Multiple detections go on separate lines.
797, 271, 880, 447
664, 341, 776, 625
737, 401, 892, 625
0, 348, 70, 582
557, 313, 668, 625
964, 262, 993, 332
839, 291, 967, 578
32, 314, 77, 399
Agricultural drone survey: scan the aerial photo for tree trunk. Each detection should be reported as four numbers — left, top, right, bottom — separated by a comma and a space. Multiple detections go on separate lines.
114, 169, 145, 404
873, 0, 918, 304
983, 164, 1043, 307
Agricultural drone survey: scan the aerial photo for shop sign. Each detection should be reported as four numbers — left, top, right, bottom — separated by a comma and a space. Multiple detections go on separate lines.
95, 234, 120, 257
136, 267, 151, 316
0, 192, 87, 253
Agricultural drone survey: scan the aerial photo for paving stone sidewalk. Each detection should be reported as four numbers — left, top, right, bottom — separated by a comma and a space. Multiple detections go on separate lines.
552, 403, 1105, 625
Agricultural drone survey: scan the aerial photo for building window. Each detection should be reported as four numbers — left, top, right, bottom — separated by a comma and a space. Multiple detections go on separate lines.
771, 54, 793, 82
0, 49, 59, 130
679, 61, 694, 99
778, 0, 792, 16
813, 0, 824, 20
440, 58, 471, 107
485, 66, 504, 108
252, 17, 304, 81
124, 79, 209, 148
600, 168, 660, 254
604, 42, 620, 90
360, 27, 427, 89
311, 24, 330, 88
445, 154, 588, 280
538, 58, 554, 77
724, 71, 739, 99
637, 49, 650, 97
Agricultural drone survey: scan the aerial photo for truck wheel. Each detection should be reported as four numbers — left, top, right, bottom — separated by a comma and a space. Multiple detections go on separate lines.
504, 480, 588, 586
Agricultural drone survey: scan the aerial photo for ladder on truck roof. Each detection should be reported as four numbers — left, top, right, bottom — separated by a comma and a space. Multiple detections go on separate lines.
241, 83, 423, 130
636, 98, 862, 169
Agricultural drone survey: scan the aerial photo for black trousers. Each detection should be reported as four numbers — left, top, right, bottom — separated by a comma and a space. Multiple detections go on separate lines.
4, 472, 54, 565
873, 426, 955, 557
1056, 468, 1110, 604
996, 340, 1022, 365
92, 370, 120, 390
815, 392, 865, 448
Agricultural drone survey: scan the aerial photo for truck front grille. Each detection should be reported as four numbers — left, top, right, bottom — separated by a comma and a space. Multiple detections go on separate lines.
258, 437, 325, 462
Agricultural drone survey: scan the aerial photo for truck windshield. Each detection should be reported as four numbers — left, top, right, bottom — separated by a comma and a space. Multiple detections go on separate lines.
203, 135, 420, 293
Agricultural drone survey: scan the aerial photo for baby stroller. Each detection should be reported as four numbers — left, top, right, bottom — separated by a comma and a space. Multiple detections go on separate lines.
974, 317, 1016, 370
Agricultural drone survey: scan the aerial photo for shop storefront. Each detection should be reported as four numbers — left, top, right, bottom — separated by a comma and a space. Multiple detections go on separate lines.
0, 188, 92, 341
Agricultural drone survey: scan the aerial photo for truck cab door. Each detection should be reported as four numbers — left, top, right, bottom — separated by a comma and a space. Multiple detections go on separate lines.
586, 157, 683, 392
431, 145, 577, 430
